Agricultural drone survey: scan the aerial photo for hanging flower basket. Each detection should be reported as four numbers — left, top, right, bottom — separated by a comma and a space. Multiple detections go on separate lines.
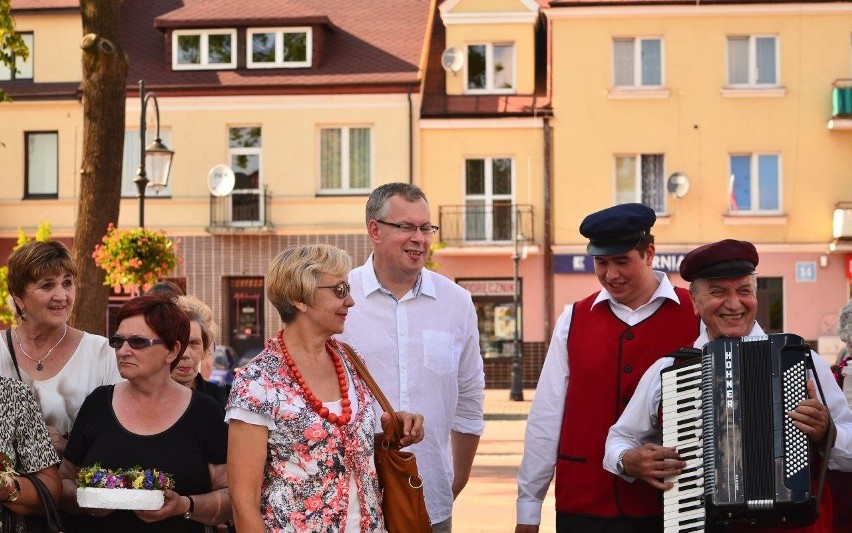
92, 223, 181, 293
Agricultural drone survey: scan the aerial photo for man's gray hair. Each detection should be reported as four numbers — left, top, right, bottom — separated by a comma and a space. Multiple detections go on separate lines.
839, 299, 852, 347
365, 183, 428, 225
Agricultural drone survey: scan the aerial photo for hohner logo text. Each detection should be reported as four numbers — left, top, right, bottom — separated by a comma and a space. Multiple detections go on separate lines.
724, 344, 734, 408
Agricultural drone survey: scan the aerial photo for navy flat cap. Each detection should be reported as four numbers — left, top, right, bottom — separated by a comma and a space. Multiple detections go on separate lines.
679, 239, 759, 281
579, 203, 656, 256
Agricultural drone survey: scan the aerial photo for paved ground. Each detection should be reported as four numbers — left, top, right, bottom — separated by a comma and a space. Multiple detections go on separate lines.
452, 389, 556, 532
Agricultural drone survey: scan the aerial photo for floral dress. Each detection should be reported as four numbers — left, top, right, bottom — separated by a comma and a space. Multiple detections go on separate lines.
227, 338, 384, 533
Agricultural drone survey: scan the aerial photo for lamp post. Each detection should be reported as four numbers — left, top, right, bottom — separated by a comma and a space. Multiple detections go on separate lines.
510, 204, 524, 401
134, 79, 174, 228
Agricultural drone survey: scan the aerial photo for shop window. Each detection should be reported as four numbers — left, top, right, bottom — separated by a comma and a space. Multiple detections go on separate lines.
457, 279, 521, 359
757, 277, 783, 333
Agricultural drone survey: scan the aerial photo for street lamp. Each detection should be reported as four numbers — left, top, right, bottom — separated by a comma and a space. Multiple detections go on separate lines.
510, 205, 524, 401
134, 79, 174, 228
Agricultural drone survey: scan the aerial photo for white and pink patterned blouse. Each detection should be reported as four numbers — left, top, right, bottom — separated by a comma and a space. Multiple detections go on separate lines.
226, 337, 384, 533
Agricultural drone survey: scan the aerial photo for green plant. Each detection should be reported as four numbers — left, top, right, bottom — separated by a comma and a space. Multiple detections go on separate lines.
425, 241, 446, 272
92, 224, 180, 293
0, 222, 51, 325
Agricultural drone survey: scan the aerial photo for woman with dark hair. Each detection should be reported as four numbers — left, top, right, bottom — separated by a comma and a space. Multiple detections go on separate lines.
58, 295, 230, 532
1, 240, 122, 455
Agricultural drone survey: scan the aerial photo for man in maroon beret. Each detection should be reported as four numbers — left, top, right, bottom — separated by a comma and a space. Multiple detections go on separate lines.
604, 239, 852, 533
517, 204, 700, 533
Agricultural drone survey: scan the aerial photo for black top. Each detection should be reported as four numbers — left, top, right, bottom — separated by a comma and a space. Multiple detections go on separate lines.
193, 375, 225, 409
65, 385, 227, 533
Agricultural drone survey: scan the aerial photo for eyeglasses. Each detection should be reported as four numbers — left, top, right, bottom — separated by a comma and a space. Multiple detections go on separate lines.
108, 335, 165, 350
317, 281, 351, 300
375, 220, 439, 235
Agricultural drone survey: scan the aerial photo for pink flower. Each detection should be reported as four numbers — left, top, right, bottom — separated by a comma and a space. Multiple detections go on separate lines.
304, 495, 323, 512
303, 424, 328, 444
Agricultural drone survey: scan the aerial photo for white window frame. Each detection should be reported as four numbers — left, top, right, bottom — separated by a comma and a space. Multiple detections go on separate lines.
0, 32, 34, 81
612, 37, 664, 88
172, 29, 237, 70
465, 43, 516, 95
246, 27, 312, 69
318, 126, 373, 194
25, 131, 58, 198
614, 153, 666, 214
228, 126, 264, 226
464, 157, 515, 243
121, 129, 173, 198
726, 35, 779, 87
728, 152, 782, 214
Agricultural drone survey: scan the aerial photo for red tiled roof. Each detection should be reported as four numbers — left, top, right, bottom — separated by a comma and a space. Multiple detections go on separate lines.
121, 0, 434, 94
10, 0, 77, 11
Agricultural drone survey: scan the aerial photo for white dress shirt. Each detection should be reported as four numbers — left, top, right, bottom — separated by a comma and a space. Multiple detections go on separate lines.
338, 255, 486, 524
605, 322, 852, 480
515, 271, 682, 525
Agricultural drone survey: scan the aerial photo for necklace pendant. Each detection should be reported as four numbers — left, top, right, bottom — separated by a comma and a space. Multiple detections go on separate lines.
36, 362, 43, 371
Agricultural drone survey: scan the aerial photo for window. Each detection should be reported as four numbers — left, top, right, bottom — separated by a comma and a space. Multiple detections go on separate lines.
729, 153, 780, 213
757, 277, 783, 333
25, 132, 58, 198
465, 158, 513, 242
319, 127, 372, 193
466, 43, 515, 93
121, 129, 173, 197
613, 37, 662, 87
0, 32, 33, 81
727, 35, 778, 86
247, 28, 311, 68
229, 127, 263, 224
172, 30, 237, 70
615, 154, 665, 213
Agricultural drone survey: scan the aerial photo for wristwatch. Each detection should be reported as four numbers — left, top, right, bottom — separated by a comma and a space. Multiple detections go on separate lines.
183, 495, 194, 520
615, 450, 628, 476
2, 478, 20, 503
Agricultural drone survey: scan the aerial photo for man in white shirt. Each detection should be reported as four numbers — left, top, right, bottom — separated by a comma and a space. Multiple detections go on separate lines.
338, 183, 485, 533
605, 239, 852, 532
516, 203, 700, 533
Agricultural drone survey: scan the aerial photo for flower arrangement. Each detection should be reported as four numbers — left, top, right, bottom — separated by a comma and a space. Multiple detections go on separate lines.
0, 452, 16, 489
830, 351, 850, 388
92, 223, 181, 293
76, 464, 174, 491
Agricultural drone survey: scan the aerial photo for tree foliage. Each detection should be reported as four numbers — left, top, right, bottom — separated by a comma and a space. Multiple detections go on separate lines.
0, 0, 28, 102
69, 1, 128, 335
0, 222, 52, 326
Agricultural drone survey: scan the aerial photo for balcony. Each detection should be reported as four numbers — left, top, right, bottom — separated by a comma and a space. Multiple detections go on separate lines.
438, 203, 534, 246
208, 186, 273, 233
828, 79, 852, 130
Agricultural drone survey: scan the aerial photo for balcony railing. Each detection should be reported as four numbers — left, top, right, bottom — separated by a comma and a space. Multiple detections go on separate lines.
209, 186, 272, 232
438, 203, 534, 246
832, 79, 852, 117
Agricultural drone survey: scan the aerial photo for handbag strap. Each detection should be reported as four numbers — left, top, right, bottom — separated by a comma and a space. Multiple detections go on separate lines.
23, 472, 64, 532
5, 329, 23, 381
338, 342, 402, 446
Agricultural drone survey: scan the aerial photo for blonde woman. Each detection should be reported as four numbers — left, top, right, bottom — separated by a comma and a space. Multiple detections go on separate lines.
172, 295, 225, 407
227, 243, 424, 532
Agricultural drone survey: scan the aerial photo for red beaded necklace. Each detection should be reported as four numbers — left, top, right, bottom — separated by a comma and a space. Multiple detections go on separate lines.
277, 332, 352, 426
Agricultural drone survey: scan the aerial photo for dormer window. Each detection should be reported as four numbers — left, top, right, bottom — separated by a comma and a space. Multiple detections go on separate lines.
247, 28, 312, 68
172, 29, 237, 70
466, 43, 515, 94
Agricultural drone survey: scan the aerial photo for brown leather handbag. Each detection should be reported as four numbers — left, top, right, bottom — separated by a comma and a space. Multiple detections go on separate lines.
341, 343, 432, 533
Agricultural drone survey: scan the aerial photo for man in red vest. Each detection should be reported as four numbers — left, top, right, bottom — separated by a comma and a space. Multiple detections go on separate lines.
516, 203, 700, 533
605, 239, 852, 533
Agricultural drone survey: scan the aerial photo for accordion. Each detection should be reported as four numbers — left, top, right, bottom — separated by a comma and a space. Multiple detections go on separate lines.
661, 334, 819, 533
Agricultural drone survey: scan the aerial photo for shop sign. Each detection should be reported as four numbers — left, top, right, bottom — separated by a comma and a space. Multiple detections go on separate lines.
554, 253, 687, 274
457, 279, 516, 296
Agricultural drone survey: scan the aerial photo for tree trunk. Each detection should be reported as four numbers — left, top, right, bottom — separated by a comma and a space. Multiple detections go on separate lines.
70, 1, 127, 335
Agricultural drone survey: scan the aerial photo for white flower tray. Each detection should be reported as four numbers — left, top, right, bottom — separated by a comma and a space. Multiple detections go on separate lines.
77, 487, 164, 511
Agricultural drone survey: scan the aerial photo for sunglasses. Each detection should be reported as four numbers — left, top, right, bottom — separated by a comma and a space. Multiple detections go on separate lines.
108, 335, 165, 350
317, 281, 351, 300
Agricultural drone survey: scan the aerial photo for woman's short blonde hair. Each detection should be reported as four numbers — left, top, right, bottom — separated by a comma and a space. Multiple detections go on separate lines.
7, 240, 77, 299
175, 295, 218, 353
267, 244, 352, 323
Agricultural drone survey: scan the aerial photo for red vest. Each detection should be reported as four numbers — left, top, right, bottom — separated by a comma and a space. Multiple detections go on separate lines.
555, 287, 698, 517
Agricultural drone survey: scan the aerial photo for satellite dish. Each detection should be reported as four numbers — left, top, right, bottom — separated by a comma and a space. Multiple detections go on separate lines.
207, 164, 236, 197
666, 172, 690, 199
441, 47, 464, 74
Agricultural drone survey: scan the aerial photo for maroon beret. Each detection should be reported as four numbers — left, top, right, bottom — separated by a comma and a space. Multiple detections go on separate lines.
679, 239, 759, 282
